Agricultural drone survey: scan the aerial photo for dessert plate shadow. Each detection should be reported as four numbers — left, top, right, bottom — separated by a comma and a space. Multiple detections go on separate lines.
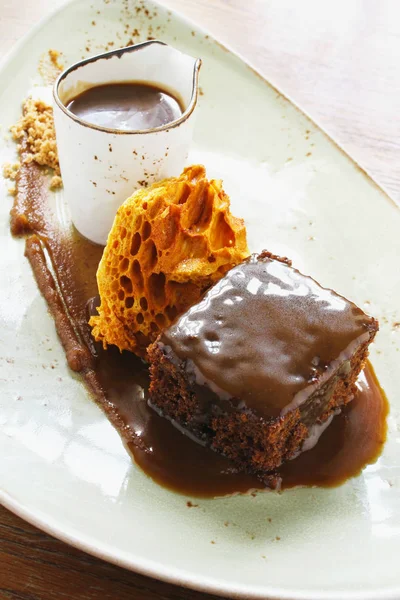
1, 1, 400, 599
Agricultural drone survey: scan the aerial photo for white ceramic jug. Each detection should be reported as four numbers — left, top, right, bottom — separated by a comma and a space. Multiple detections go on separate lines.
53, 41, 201, 245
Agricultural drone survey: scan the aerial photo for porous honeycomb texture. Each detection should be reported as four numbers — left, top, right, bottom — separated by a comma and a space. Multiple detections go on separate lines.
90, 165, 249, 356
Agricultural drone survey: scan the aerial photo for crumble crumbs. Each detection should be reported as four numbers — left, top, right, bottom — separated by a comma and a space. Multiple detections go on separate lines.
3, 162, 20, 180
3, 162, 20, 195
48, 49, 64, 70
50, 175, 62, 189
38, 49, 64, 85
8, 97, 62, 189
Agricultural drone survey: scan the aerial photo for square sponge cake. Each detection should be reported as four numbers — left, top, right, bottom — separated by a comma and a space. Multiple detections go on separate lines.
148, 252, 378, 479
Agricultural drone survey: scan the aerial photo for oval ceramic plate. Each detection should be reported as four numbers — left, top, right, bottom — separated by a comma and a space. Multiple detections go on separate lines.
1, 1, 400, 599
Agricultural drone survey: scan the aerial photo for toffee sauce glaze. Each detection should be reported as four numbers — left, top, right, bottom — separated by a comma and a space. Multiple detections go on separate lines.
161, 254, 377, 418
10, 152, 388, 498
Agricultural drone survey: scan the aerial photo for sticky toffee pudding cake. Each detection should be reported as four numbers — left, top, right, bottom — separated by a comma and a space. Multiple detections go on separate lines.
148, 252, 379, 480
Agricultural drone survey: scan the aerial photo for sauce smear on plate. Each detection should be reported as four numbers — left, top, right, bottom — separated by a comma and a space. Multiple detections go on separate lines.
10, 151, 388, 497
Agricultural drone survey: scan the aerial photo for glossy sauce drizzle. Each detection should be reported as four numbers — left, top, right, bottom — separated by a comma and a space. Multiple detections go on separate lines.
66, 82, 183, 131
10, 153, 388, 498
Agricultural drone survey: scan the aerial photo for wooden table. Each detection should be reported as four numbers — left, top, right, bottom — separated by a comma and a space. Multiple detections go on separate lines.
1, 1, 400, 598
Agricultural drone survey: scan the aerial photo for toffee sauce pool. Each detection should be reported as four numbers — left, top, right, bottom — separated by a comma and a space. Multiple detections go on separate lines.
66, 82, 183, 130
11, 153, 389, 498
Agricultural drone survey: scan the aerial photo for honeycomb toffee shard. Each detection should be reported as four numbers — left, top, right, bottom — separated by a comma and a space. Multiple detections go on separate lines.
90, 164, 249, 357
148, 252, 379, 479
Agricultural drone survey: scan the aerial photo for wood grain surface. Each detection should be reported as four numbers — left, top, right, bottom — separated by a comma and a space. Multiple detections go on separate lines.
0, 505, 220, 600
1, 0, 399, 599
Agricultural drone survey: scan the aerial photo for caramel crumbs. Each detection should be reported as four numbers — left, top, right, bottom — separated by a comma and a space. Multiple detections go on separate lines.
38, 49, 64, 85
50, 175, 63, 189
3, 162, 20, 180
48, 49, 64, 70
9, 97, 62, 189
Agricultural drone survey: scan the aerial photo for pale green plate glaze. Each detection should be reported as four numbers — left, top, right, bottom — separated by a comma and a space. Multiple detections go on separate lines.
0, 1, 399, 598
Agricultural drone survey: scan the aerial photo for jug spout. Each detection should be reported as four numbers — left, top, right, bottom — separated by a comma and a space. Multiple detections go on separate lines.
133, 40, 202, 122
